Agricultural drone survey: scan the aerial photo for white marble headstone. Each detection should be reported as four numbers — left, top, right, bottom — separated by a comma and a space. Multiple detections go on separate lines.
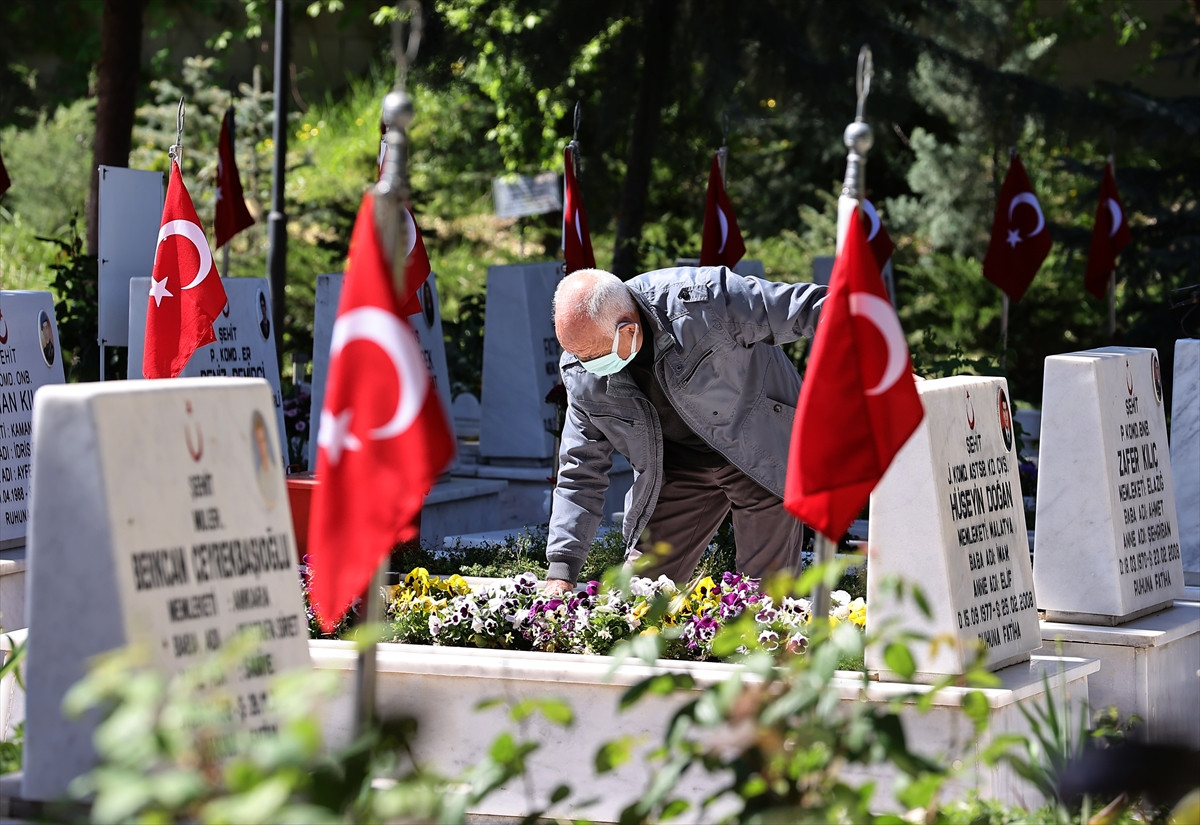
866, 375, 1040, 679
1034, 346, 1184, 622
22, 378, 311, 801
127, 277, 289, 466
478, 262, 562, 463
0, 291, 66, 550
309, 272, 456, 472
1170, 339, 1198, 586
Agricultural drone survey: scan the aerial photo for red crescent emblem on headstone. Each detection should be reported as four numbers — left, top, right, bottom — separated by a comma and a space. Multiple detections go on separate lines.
1126, 360, 1134, 396
184, 400, 204, 462
0, 310, 8, 345
966, 390, 976, 430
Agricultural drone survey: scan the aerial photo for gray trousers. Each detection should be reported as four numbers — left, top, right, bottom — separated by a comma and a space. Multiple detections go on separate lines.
626, 462, 806, 583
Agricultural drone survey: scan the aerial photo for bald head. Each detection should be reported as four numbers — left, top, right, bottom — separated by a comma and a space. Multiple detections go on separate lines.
553, 269, 638, 358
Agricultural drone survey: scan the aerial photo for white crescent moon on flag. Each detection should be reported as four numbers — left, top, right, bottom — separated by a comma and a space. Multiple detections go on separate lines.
1008, 192, 1045, 237
403, 207, 419, 258
158, 219, 214, 290
573, 209, 585, 244
849, 292, 908, 396
863, 199, 882, 242
717, 207, 730, 254
1106, 198, 1123, 238
330, 306, 428, 439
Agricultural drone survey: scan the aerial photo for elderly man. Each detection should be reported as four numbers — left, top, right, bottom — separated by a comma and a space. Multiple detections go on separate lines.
544, 266, 826, 594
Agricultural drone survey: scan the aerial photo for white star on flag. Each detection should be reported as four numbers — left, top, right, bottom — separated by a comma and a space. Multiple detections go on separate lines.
149, 275, 174, 307
318, 407, 362, 465
1006, 229, 1022, 248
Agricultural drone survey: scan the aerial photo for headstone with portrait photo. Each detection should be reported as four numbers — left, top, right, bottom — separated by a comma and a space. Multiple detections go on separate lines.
1170, 338, 1199, 586
127, 277, 289, 467
866, 375, 1041, 680
309, 272, 456, 473
1034, 346, 1184, 623
21, 377, 311, 801
0, 291, 66, 552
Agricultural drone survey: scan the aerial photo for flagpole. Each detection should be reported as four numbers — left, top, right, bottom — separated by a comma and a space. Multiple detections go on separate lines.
267, 0, 289, 376
221, 96, 232, 280
821, 45, 875, 622
1000, 293, 1010, 368
351, 1, 421, 736
1107, 155, 1117, 340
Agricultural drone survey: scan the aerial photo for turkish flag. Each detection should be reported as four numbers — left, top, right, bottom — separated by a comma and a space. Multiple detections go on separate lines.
307, 190, 454, 633
562, 145, 596, 274
143, 160, 229, 379
982, 153, 1052, 302
376, 122, 426, 316
1084, 161, 1132, 300
0, 150, 10, 197
214, 107, 255, 249
862, 198, 894, 271
784, 207, 924, 541
395, 206, 431, 317
700, 153, 746, 268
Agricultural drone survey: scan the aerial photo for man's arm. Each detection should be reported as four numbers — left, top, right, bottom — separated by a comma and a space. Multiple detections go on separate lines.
718, 268, 827, 346
545, 401, 614, 586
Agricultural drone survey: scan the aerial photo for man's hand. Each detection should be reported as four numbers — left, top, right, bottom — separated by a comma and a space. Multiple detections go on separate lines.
543, 578, 575, 596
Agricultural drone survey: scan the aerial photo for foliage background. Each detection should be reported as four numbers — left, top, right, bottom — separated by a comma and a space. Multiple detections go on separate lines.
0, 0, 1196, 410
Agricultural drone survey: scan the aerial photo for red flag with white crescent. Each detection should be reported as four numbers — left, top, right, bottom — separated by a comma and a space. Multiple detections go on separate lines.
982, 153, 1052, 302
699, 152, 746, 269
214, 107, 255, 249
143, 160, 229, 379
862, 198, 894, 270
377, 121, 427, 316
1084, 161, 1132, 300
785, 207, 924, 541
562, 145, 596, 274
307, 190, 454, 633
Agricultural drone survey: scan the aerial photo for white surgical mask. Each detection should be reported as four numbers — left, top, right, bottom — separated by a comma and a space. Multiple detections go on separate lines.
580, 322, 640, 376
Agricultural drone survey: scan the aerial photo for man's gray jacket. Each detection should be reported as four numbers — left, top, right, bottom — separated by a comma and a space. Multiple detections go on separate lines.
545, 266, 827, 583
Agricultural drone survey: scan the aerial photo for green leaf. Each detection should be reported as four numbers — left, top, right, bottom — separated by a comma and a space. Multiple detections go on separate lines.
962, 689, 991, 733
594, 737, 635, 773
883, 642, 917, 680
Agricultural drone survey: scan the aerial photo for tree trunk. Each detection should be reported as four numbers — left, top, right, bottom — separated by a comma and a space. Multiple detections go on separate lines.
86, 0, 148, 255
611, 0, 678, 280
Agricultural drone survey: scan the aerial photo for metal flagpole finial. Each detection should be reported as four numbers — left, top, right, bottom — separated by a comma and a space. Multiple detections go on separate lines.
169, 97, 186, 164
841, 46, 874, 203
375, 0, 422, 291
568, 102, 582, 179
855, 46, 873, 122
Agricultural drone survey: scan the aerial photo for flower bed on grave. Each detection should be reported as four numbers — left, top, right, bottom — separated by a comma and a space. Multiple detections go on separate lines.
372, 568, 866, 661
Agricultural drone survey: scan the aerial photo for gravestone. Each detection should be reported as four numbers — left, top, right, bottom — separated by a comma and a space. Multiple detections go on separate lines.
97, 166, 165, 349
309, 272, 455, 473
0, 292, 65, 552
128, 277, 288, 466
478, 262, 562, 464
1034, 346, 1184, 623
1171, 339, 1199, 586
866, 375, 1040, 680
22, 377, 310, 801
